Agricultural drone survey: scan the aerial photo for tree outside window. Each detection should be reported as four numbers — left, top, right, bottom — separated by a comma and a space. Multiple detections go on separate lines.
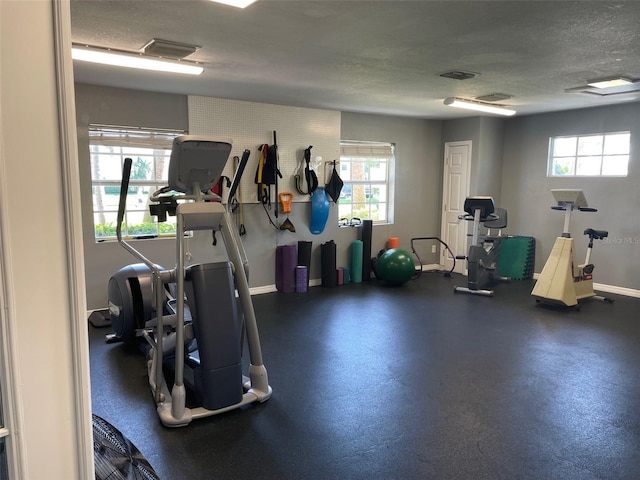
339, 141, 394, 224
548, 132, 630, 177
89, 126, 182, 240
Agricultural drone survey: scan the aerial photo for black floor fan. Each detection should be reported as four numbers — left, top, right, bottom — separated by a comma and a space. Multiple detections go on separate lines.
92, 414, 160, 480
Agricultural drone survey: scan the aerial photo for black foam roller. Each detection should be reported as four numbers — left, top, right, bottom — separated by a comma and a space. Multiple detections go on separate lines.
361, 220, 373, 281
321, 241, 337, 288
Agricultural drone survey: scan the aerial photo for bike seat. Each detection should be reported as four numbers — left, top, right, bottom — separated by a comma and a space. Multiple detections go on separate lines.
584, 228, 608, 240
484, 208, 507, 230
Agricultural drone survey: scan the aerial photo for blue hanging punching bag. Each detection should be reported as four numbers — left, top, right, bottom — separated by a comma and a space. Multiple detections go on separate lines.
310, 187, 330, 234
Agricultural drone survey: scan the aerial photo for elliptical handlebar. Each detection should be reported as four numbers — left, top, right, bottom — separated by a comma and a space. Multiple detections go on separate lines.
115, 158, 159, 271
116, 158, 133, 243
227, 149, 250, 205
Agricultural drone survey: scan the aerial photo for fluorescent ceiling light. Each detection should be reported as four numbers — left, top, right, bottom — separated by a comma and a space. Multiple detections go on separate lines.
209, 0, 258, 7
587, 76, 633, 89
71, 45, 204, 75
443, 97, 516, 116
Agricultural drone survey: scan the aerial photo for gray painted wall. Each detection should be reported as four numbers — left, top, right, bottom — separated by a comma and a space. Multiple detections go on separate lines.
76, 84, 640, 308
441, 116, 506, 205
501, 103, 640, 290
76, 85, 443, 309
339, 112, 443, 270
75, 84, 190, 310
477, 117, 505, 204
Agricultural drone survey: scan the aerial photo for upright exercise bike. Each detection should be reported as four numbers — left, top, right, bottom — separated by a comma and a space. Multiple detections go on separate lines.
108, 135, 272, 427
453, 196, 509, 297
531, 189, 613, 308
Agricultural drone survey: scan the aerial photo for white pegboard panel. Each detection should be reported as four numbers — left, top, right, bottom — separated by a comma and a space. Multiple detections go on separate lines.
188, 96, 341, 204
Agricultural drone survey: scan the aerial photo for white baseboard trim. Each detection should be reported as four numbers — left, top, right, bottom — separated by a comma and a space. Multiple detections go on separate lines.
532, 273, 640, 299
87, 307, 108, 315
91, 279, 327, 315
421, 263, 443, 271
249, 265, 443, 297
249, 278, 322, 296
248, 284, 277, 295
90, 270, 638, 317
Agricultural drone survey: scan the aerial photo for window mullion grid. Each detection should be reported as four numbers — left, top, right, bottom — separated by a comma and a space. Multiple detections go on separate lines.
91, 152, 169, 240
340, 143, 393, 224
550, 132, 629, 177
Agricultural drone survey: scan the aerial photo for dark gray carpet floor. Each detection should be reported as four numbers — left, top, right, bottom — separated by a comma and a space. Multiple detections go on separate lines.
89, 273, 640, 479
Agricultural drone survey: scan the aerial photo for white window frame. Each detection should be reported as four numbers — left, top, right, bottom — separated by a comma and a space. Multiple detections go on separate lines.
338, 141, 395, 225
89, 125, 184, 241
547, 131, 630, 177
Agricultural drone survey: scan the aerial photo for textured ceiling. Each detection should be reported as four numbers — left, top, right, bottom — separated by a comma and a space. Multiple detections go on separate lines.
70, 0, 640, 119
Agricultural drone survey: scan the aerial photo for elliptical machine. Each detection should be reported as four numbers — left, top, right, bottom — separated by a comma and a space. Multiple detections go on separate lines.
108, 135, 271, 427
531, 189, 613, 308
453, 196, 509, 297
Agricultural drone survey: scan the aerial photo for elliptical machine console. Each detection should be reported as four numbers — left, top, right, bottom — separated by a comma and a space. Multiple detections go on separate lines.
108, 135, 271, 427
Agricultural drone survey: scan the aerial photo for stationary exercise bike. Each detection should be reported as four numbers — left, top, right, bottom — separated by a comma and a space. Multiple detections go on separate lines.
531, 189, 613, 308
108, 135, 272, 427
453, 196, 509, 297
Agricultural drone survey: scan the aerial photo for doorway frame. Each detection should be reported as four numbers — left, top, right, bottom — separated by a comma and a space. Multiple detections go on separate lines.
440, 140, 472, 274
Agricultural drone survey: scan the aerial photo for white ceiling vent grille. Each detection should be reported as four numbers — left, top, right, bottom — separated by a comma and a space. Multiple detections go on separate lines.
476, 93, 513, 102
439, 70, 476, 81
141, 39, 200, 59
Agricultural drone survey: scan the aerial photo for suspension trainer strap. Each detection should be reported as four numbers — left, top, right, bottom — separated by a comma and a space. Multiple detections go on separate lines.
255, 144, 270, 206
294, 145, 318, 195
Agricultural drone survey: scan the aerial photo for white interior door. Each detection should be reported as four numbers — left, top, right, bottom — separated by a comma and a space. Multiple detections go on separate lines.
441, 141, 471, 274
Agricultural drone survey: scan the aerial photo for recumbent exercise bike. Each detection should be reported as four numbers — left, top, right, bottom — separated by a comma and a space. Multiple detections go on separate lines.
453, 196, 509, 297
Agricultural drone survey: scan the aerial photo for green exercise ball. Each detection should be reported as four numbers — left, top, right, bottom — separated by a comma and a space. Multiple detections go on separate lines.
377, 248, 415, 285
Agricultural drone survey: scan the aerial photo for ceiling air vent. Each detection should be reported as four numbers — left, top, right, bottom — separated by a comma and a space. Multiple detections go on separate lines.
440, 70, 476, 81
141, 39, 200, 59
476, 93, 513, 102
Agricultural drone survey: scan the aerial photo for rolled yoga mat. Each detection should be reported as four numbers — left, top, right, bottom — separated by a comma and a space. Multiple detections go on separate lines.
297, 240, 312, 290
276, 245, 297, 292
350, 240, 363, 283
361, 220, 373, 281
321, 240, 337, 287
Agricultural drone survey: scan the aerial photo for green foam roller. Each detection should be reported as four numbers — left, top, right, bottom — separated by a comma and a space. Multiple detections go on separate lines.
351, 240, 363, 283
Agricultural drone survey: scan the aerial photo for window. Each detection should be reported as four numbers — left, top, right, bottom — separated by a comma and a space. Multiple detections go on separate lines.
548, 131, 630, 176
338, 141, 395, 224
89, 125, 184, 240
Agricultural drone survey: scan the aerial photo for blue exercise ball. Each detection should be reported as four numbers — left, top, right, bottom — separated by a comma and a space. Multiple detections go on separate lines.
377, 248, 415, 285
